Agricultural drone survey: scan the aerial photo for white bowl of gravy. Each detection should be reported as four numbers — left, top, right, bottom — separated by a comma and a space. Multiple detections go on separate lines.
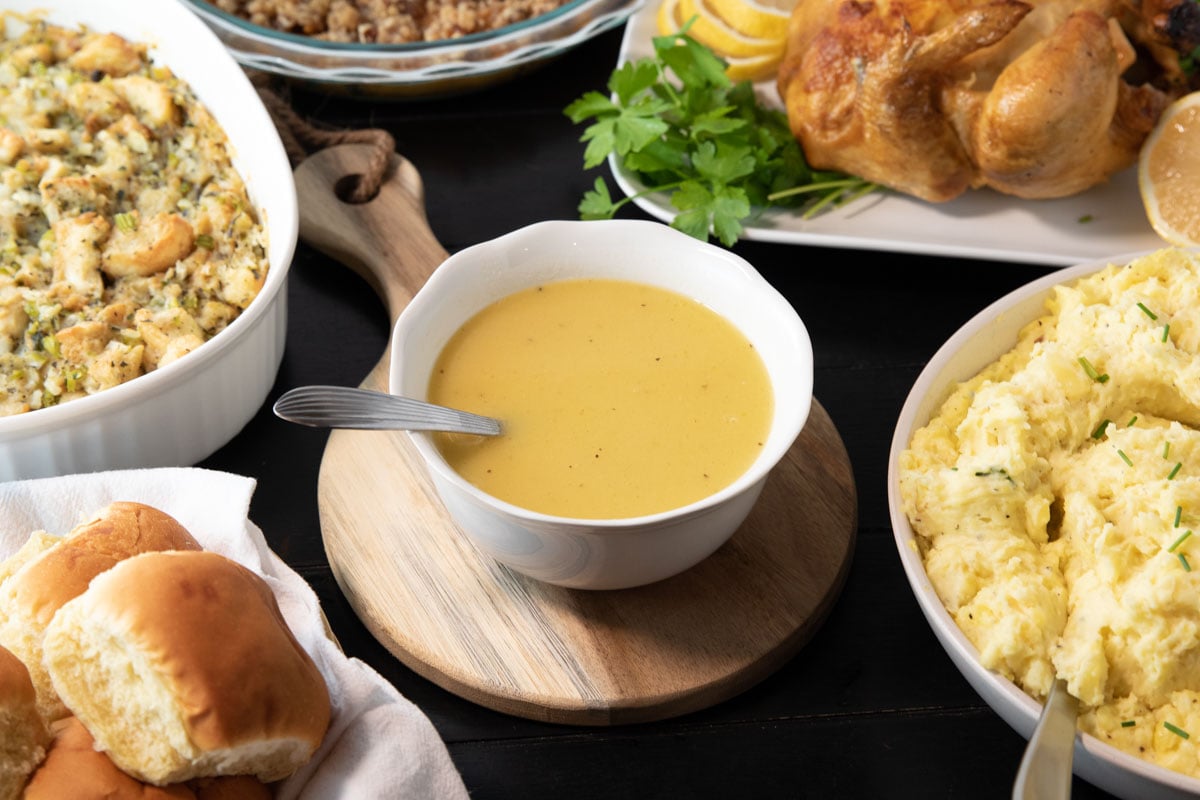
390, 219, 812, 589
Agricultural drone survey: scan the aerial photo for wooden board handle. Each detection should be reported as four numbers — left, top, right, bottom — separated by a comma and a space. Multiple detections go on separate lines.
293, 143, 448, 325
301, 144, 860, 725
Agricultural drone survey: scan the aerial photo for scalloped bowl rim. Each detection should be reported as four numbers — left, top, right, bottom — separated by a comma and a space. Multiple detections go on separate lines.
390, 219, 814, 532
183, 0, 606, 53
181, 0, 643, 88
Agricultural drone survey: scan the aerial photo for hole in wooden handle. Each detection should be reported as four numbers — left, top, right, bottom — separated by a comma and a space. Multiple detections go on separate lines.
334, 173, 379, 204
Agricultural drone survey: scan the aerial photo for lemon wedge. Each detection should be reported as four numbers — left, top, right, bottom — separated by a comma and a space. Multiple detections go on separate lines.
677, 0, 786, 58
1139, 91, 1200, 247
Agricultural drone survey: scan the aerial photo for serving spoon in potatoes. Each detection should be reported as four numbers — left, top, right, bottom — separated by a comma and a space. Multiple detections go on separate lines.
1012, 679, 1079, 800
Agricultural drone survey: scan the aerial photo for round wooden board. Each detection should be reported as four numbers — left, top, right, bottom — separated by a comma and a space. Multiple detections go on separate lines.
318, 382, 856, 725
296, 144, 858, 725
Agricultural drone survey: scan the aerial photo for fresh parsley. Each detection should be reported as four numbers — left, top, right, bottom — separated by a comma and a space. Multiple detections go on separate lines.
1183, 43, 1200, 76
563, 26, 878, 246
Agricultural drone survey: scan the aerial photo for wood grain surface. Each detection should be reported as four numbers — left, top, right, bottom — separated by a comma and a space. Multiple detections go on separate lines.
295, 144, 859, 725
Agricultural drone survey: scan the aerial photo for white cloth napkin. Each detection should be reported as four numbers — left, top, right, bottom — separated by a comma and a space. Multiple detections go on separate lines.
0, 466, 470, 800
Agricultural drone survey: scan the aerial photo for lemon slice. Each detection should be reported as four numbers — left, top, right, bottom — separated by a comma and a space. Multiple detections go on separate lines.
677, 0, 786, 58
657, 0, 683, 36
658, 0, 784, 80
724, 50, 783, 82
1139, 91, 1200, 247
706, 0, 792, 41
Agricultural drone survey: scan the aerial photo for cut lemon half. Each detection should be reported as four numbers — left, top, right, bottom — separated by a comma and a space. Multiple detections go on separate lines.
1139, 91, 1200, 247
677, 0, 786, 58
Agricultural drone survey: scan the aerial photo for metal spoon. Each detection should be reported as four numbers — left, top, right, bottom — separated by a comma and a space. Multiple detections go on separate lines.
273, 385, 501, 436
1012, 679, 1079, 800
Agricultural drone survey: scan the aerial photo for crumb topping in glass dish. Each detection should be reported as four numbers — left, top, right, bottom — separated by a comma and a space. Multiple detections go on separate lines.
0, 15, 268, 416
207, 0, 572, 44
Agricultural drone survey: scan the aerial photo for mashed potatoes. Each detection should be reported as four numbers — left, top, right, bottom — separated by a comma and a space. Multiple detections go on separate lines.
898, 247, 1200, 777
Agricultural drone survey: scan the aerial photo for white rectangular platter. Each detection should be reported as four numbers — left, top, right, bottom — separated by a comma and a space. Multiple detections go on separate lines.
610, 3, 1168, 266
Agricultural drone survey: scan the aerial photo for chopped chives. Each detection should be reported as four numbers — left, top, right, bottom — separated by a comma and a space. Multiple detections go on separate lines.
1180, 553, 1192, 572
114, 212, 137, 232
1170, 530, 1193, 552
1176, 506, 1183, 528
1121, 720, 1136, 728
1138, 302, 1158, 320
973, 466, 1016, 485
1165, 442, 1172, 459
195, 233, 215, 249
1118, 449, 1134, 467
1092, 419, 1112, 439
1079, 357, 1110, 383
1163, 324, 1171, 343
1168, 462, 1183, 480
1165, 721, 1190, 739
1128, 415, 1138, 427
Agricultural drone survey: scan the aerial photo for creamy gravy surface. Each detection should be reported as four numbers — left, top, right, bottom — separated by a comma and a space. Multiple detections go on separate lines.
428, 278, 773, 519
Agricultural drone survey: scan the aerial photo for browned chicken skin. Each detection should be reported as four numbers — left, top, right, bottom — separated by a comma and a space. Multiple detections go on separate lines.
1121, 0, 1200, 88
1126, 0, 1200, 55
777, 0, 1177, 201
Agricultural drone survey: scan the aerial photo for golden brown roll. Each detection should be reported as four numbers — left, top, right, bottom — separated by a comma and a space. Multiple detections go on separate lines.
23, 717, 195, 800
43, 550, 331, 786
0, 502, 202, 720
189, 776, 274, 800
0, 531, 60, 588
0, 644, 49, 800
22, 717, 275, 800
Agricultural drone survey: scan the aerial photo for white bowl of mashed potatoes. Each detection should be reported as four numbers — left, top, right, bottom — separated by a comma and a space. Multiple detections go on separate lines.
390, 219, 813, 590
889, 247, 1200, 799
0, 0, 297, 480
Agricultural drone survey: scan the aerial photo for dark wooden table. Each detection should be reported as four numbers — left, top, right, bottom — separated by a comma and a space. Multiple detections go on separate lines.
198, 26, 1119, 800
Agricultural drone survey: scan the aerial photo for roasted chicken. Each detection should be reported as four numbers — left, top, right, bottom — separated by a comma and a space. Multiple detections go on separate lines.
776, 0, 1183, 201
1121, 0, 1200, 91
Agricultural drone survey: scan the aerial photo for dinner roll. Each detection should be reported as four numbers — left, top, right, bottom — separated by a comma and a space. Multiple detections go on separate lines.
0, 644, 49, 800
0, 502, 201, 720
22, 717, 274, 800
189, 776, 274, 800
43, 550, 331, 785
0, 530, 59, 587
23, 717, 194, 800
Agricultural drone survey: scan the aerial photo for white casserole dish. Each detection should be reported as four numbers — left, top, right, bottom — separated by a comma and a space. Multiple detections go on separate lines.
0, 0, 297, 481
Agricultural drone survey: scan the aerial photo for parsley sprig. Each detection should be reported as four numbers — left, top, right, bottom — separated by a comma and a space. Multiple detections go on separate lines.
563, 26, 878, 246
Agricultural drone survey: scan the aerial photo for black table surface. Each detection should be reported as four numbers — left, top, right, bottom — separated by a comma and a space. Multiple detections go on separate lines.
195, 26, 1122, 800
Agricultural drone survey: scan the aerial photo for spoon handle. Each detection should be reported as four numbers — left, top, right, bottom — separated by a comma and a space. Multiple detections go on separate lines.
274, 385, 501, 436
1012, 679, 1079, 800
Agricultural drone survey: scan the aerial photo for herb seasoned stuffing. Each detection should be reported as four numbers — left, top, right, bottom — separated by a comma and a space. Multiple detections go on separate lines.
0, 15, 268, 416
